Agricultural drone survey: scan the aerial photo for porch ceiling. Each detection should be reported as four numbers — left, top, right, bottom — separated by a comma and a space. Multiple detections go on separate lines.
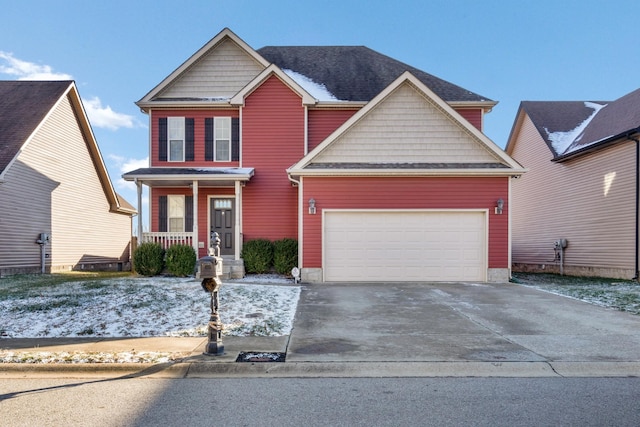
122, 167, 254, 188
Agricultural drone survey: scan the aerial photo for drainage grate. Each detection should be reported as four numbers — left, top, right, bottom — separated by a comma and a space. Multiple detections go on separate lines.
236, 351, 286, 363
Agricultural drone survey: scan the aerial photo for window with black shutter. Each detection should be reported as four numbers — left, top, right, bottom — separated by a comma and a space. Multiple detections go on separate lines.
158, 195, 168, 232
158, 118, 167, 161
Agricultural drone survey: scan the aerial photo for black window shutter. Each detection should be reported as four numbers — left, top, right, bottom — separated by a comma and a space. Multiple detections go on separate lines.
185, 118, 194, 161
205, 118, 214, 161
158, 118, 168, 161
185, 196, 193, 232
159, 196, 167, 232
231, 117, 240, 161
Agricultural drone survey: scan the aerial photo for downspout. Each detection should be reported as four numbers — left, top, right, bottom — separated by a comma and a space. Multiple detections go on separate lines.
288, 174, 303, 274
631, 134, 640, 281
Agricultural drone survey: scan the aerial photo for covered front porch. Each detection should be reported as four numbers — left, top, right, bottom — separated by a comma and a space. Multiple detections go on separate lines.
122, 167, 254, 277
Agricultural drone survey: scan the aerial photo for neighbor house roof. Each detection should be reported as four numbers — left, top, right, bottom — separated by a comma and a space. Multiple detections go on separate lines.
0, 80, 71, 174
515, 87, 640, 161
0, 80, 136, 215
257, 45, 493, 104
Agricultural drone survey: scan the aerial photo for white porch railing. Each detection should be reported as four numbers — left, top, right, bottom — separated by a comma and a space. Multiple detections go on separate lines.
140, 232, 195, 250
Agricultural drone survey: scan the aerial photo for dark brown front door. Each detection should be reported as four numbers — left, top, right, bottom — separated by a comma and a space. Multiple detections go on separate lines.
210, 198, 234, 256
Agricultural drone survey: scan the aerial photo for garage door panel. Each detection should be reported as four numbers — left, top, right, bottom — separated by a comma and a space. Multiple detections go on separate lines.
324, 211, 486, 282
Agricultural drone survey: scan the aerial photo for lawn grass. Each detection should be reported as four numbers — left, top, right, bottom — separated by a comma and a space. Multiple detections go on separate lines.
0, 272, 133, 299
512, 272, 640, 315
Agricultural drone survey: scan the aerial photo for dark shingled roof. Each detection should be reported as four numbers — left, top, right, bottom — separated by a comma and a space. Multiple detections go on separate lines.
571, 88, 640, 150
257, 46, 492, 103
521, 87, 640, 159
0, 80, 72, 174
520, 100, 608, 157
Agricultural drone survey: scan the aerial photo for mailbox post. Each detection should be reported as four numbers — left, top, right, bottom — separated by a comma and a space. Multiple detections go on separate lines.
196, 232, 224, 355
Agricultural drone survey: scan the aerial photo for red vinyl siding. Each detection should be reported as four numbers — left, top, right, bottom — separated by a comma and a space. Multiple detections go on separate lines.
307, 108, 359, 151
302, 176, 509, 268
241, 75, 304, 241
455, 108, 483, 131
150, 109, 239, 167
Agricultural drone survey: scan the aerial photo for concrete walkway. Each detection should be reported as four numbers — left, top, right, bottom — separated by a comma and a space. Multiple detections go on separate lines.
2, 282, 640, 378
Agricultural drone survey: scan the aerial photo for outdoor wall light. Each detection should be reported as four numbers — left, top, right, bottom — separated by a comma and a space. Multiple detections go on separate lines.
308, 198, 316, 215
495, 198, 504, 215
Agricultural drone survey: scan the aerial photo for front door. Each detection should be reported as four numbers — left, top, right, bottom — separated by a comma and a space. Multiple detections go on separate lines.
210, 198, 235, 256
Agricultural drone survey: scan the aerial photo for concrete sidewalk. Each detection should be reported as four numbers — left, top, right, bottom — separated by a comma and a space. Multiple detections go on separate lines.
2, 282, 640, 378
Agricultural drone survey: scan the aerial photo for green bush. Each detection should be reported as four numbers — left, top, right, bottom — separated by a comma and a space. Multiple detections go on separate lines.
242, 239, 274, 274
133, 243, 165, 276
165, 244, 197, 277
273, 238, 298, 275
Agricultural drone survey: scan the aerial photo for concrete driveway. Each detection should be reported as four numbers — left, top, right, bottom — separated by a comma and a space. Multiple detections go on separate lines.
284, 281, 640, 376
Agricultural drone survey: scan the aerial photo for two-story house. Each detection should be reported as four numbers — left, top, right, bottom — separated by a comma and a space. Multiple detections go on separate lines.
124, 28, 525, 283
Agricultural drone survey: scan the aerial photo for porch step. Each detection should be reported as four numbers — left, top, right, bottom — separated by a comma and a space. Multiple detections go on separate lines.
220, 258, 245, 280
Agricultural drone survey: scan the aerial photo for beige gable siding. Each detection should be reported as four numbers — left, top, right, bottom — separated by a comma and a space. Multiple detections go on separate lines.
157, 38, 265, 100
0, 95, 131, 274
511, 115, 636, 277
313, 82, 500, 164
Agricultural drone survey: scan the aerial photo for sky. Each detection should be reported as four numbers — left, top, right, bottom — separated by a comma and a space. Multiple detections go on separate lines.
2, 0, 638, 230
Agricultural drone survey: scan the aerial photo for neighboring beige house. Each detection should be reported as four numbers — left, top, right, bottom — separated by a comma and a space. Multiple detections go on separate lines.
506, 87, 640, 279
0, 80, 136, 276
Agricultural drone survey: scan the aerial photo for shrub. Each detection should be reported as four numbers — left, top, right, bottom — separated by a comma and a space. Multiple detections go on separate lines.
165, 244, 197, 277
273, 238, 298, 275
133, 243, 165, 276
242, 239, 274, 274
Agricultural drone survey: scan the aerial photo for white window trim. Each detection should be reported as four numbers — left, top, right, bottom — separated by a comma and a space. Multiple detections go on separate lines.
214, 117, 231, 162
168, 117, 185, 162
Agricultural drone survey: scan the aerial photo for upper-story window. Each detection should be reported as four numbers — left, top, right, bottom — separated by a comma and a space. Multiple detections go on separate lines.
158, 117, 194, 162
168, 117, 185, 162
215, 117, 231, 161
205, 117, 238, 162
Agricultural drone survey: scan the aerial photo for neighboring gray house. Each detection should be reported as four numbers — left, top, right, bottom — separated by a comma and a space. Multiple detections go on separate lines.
506, 87, 640, 279
0, 80, 136, 276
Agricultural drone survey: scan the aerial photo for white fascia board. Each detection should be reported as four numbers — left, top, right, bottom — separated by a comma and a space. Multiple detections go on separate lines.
287, 167, 527, 178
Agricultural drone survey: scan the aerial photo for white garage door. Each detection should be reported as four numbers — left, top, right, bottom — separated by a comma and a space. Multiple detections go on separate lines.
324, 210, 486, 282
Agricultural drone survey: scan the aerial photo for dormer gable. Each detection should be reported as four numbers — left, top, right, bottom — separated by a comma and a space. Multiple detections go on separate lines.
137, 28, 269, 110
289, 72, 524, 176
230, 64, 317, 106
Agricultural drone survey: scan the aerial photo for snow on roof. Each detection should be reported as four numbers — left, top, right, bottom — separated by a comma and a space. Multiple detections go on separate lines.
545, 102, 607, 155
283, 69, 339, 101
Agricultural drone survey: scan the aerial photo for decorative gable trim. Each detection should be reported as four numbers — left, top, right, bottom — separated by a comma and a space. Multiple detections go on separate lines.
137, 28, 269, 109
229, 64, 317, 106
288, 71, 525, 177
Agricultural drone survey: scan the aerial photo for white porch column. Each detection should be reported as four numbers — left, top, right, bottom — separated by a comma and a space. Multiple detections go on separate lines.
235, 180, 241, 260
192, 180, 199, 256
136, 179, 143, 243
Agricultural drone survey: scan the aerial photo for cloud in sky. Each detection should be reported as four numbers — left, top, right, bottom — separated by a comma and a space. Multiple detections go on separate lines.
109, 154, 149, 192
83, 96, 141, 131
0, 51, 72, 80
0, 51, 140, 131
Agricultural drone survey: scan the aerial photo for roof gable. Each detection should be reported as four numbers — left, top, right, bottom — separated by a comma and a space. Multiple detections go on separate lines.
289, 72, 524, 176
230, 64, 316, 106
137, 28, 269, 107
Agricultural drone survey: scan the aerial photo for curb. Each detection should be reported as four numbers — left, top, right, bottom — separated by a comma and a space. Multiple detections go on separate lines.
3, 360, 639, 379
